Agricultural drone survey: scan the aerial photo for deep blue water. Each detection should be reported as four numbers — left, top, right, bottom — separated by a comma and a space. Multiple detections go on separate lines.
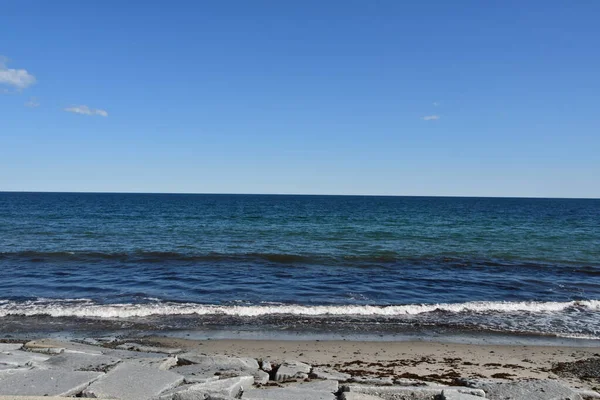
0, 192, 599, 339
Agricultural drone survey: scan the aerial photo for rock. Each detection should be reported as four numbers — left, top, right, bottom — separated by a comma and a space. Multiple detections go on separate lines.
578, 390, 600, 399
466, 379, 583, 400
341, 384, 485, 400
169, 376, 254, 399
254, 370, 270, 384
171, 364, 220, 381
0, 350, 50, 367
82, 362, 184, 400
24, 339, 103, 356
243, 387, 336, 400
178, 353, 260, 373
116, 342, 182, 354
341, 394, 385, 400
442, 390, 486, 399
275, 360, 312, 381
0, 343, 23, 352
0, 397, 113, 400
185, 375, 221, 384
349, 376, 394, 385
310, 367, 351, 381
126, 356, 179, 370
23, 340, 65, 354
261, 360, 273, 372
0, 369, 103, 397
289, 380, 339, 392
40, 352, 121, 371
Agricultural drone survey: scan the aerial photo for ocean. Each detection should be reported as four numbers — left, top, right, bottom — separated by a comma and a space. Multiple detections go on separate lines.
0, 192, 598, 342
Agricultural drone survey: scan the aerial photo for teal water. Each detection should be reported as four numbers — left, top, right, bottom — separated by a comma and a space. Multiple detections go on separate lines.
0, 192, 598, 339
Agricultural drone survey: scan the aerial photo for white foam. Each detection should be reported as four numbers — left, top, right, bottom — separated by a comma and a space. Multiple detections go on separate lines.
0, 299, 598, 319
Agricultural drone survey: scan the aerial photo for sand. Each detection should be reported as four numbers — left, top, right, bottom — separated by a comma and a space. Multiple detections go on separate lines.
144, 336, 600, 391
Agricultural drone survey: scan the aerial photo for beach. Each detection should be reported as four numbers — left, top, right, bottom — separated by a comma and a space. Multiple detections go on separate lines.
1, 335, 599, 399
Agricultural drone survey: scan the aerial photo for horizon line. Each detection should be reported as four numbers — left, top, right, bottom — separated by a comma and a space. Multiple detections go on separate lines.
0, 190, 598, 200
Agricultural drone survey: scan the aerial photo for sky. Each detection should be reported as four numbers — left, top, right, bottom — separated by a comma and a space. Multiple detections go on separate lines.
1, 1, 599, 198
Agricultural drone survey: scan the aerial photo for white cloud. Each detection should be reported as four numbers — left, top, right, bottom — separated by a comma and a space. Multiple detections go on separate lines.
433, 101, 440, 107
64, 105, 108, 117
422, 115, 440, 121
25, 97, 40, 107
0, 56, 36, 90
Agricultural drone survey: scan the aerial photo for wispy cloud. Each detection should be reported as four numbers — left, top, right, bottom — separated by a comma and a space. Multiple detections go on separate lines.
433, 101, 440, 107
0, 56, 36, 90
64, 105, 108, 117
25, 97, 40, 107
422, 115, 440, 121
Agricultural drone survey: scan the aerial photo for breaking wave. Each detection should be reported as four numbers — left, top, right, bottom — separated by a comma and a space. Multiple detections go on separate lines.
1, 299, 598, 319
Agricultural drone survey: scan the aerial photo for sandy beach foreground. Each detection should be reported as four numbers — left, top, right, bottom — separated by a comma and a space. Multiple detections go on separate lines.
147, 336, 600, 387
1, 336, 599, 399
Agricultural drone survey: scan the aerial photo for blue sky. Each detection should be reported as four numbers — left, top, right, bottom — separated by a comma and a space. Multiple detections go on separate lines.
1, 1, 599, 197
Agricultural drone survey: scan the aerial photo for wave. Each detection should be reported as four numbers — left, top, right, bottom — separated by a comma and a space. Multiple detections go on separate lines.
1, 299, 598, 319
1, 250, 597, 271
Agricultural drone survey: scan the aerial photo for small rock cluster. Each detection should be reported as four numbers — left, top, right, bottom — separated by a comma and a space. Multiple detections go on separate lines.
0, 339, 597, 400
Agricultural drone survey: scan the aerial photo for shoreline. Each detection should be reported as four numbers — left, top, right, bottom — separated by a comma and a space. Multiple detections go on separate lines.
143, 336, 600, 388
1, 335, 599, 398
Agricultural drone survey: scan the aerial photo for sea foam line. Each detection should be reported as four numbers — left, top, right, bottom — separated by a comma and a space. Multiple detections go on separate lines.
0, 299, 598, 319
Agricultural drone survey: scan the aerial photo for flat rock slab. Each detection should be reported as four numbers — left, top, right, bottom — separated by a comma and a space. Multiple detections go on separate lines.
24, 340, 102, 356
125, 356, 179, 370
0, 351, 50, 367
178, 354, 259, 373
116, 343, 182, 355
0, 345, 23, 352
0, 397, 113, 400
275, 360, 312, 381
0, 369, 103, 397
41, 352, 121, 371
342, 385, 485, 400
288, 380, 339, 392
243, 387, 336, 400
442, 390, 486, 400
311, 367, 351, 381
171, 376, 254, 400
341, 394, 386, 400
469, 380, 583, 400
82, 362, 184, 400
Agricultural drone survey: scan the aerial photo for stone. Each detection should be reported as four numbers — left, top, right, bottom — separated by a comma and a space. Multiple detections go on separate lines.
116, 342, 182, 354
0, 369, 103, 397
578, 390, 600, 399
341, 385, 485, 400
24, 339, 103, 356
82, 362, 184, 400
178, 353, 260, 373
170, 376, 254, 399
243, 387, 336, 400
274, 360, 312, 381
0, 350, 50, 367
185, 375, 221, 384
289, 380, 339, 392
465, 379, 582, 400
126, 356, 179, 370
310, 367, 351, 381
349, 376, 393, 385
261, 360, 272, 372
0, 344, 23, 352
40, 352, 121, 371
442, 390, 487, 400
341, 394, 385, 400
0, 397, 113, 400
254, 370, 270, 384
